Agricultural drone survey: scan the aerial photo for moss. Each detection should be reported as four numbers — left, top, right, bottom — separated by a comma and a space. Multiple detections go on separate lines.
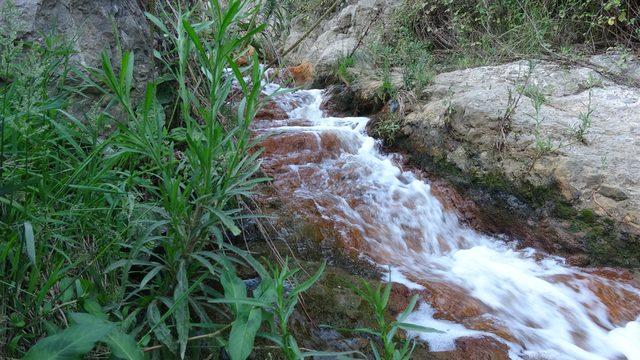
475, 171, 510, 191
577, 209, 597, 224
554, 202, 576, 220
304, 271, 367, 329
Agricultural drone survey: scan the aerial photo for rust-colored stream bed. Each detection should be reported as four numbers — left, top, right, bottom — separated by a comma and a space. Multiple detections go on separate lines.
253, 87, 640, 360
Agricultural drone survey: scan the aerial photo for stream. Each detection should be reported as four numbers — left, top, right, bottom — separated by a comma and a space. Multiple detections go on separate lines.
253, 85, 640, 360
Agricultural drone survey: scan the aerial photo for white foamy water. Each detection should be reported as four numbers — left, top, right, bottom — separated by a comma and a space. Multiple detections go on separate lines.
260, 88, 640, 360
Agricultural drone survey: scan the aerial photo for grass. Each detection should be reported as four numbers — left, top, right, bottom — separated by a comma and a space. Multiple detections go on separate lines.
322, 0, 638, 102
370, 112, 403, 145
0, 0, 331, 358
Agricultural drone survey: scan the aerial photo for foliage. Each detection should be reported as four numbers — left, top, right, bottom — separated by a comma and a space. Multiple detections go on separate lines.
371, 112, 402, 145
523, 77, 594, 171
340, 0, 639, 101
334, 56, 356, 84
350, 280, 439, 360
392, 0, 639, 58
574, 90, 594, 143
210, 259, 339, 360
0, 0, 326, 359
24, 311, 143, 360
366, 33, 434, 94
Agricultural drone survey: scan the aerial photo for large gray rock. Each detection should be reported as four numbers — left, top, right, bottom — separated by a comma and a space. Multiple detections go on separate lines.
284, 0, 400, 77
399, 57, 640, 248
3, 0, 154, 87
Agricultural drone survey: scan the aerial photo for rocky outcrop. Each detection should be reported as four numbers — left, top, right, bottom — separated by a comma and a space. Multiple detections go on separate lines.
284, 0, 399, 79
393, 55, 640, 266
3, 0, 154, 88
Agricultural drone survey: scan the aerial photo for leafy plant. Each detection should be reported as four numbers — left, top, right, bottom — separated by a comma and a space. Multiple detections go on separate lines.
335, 55, 355, 84
350, 280, 439, 360
371, 112, 402, 145
574, 89, 594, 143
24, 312, 143, 360
99, 1, 270, 357
519, 84, 548, 105
210, 258, 335, 360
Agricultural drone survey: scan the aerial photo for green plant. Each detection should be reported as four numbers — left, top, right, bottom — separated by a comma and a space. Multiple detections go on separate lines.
584, 74, 603, 88
574, 90, 594, 143
519, 84, 548, 105
24, 309, 143, 360
335, 55, 355, 84
371, 112, 402, 145
100, 1, 272, 357
267, 260, 327, 359
0, 0, 129, 353
209, 258, 343, 360
350, 280, 439, 360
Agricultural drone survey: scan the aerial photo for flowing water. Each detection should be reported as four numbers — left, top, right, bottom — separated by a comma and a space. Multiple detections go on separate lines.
254, 86, 640, 360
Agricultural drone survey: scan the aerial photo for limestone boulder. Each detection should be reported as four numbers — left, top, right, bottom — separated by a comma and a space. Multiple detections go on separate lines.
283, 0, 400, 78
397, 57, 640, 264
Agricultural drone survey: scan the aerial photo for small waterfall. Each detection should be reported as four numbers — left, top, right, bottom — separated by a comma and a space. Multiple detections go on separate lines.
255, 88, 640, 360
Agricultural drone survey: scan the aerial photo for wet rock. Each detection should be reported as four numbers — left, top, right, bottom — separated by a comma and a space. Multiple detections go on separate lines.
421, 282, 489, 322
411, 336, 510, 360
256, 100, 289, 120
387, 283, 417, 316
450, 336, 510, 360
566, 253, 591, 266
321, 83, 385, 116
321, 84, 357, 116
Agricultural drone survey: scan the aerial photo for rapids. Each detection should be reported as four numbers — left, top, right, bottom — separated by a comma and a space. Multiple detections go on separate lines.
254, 86, 640, 360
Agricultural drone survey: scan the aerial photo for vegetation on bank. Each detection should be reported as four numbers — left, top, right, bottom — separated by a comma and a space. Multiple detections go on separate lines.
290, 0, 639, 95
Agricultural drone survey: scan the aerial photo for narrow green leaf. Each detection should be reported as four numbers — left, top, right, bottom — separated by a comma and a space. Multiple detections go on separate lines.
212, 209, 241, 236
139, 265, 165, 290
174, 261, 190, 359
24, 222, 36, 266
146, 301, 175, 352
394, 322, 442, 333
145, 12, 169, 35
207, 298, 269, 307
291, 261, 325, 297
397, 295, 419, 323
301, 350, 363, 358
381, 281, 392, 311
